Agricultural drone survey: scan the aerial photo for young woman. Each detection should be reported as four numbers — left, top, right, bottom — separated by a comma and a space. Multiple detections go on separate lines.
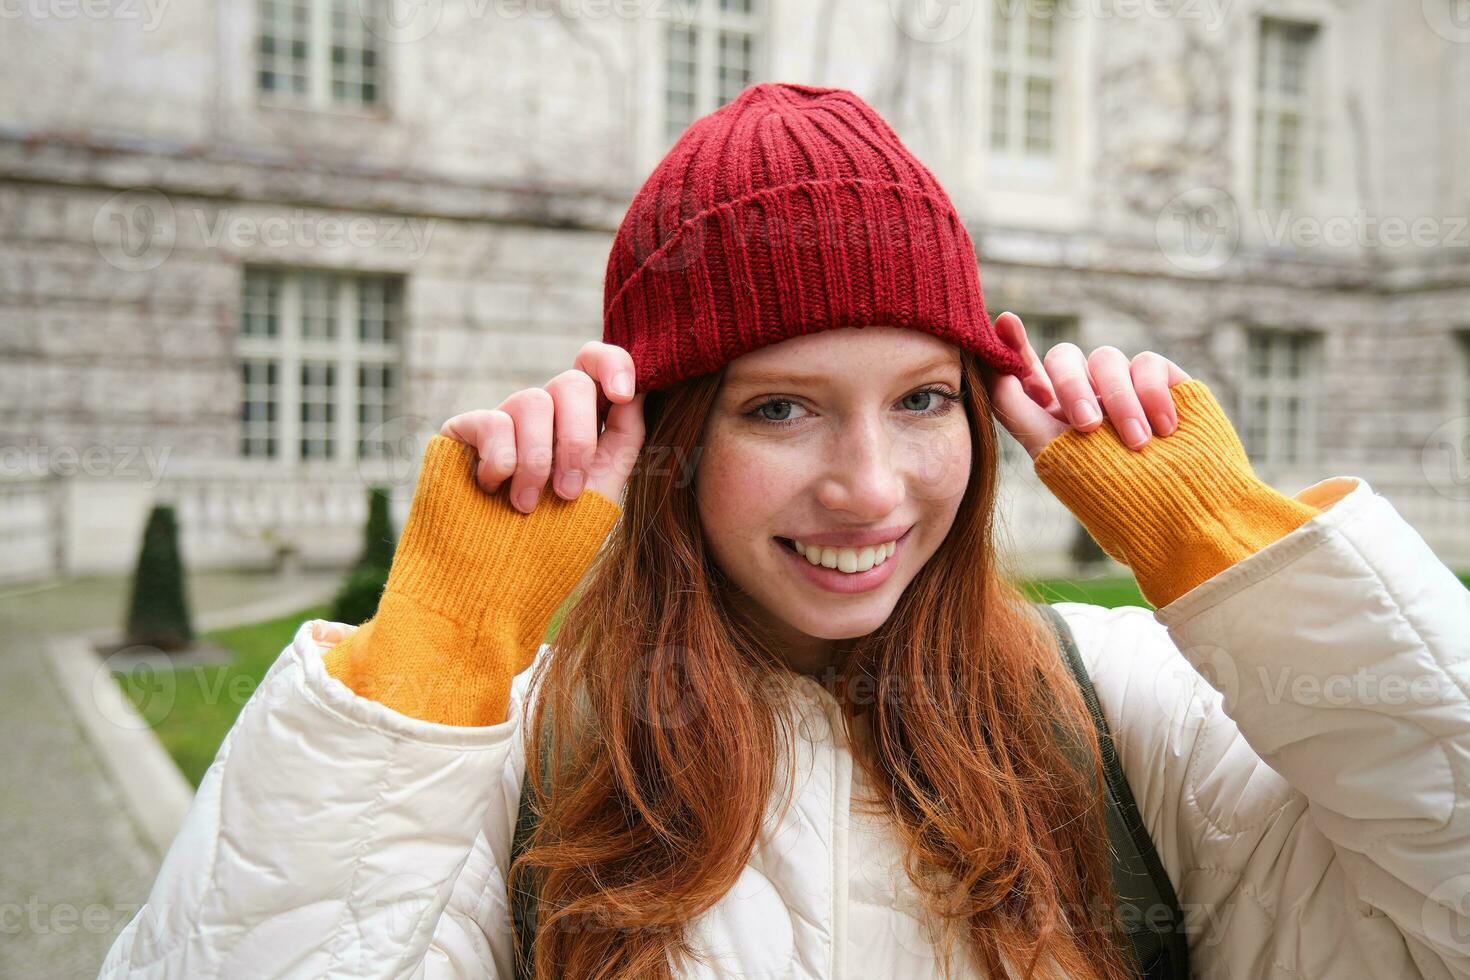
101, 83, 1470, 980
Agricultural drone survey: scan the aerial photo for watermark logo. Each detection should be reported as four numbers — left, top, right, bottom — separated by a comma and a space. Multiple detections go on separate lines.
1422, 873, 1470, 953
1152, 642, 1239, 733
94, 190, 437, 271
195, 209, 437, 259
1423, 0, 1470, 44
0, 0, 171, 31
359, 0, 443, 43
889, 0, 975, 43
1155, 187, 1241, 274
1421, 416, 1470, 501
0, 439, 172, 487
97, 646, 177, 731
357, 413, 438, 500
94, 188, 176, 272
1257, 209, 1470, 250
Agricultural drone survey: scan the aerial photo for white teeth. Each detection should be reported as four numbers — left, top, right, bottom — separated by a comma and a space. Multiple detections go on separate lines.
792, 537, 897, 573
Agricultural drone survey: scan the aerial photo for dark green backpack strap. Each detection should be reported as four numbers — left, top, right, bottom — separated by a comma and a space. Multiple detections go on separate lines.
1034, 602, 1191, 980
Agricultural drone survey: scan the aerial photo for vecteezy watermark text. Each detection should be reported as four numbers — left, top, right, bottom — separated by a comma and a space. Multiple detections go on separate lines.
1, 439, 172, 487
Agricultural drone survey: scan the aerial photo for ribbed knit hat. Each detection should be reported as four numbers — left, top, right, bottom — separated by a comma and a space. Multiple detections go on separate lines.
602, 81, 1025, 393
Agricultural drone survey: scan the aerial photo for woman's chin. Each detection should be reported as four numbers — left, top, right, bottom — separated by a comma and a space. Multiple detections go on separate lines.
780, 600, 898, 642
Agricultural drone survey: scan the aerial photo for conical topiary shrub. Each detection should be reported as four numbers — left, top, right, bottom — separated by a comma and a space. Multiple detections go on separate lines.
358, 486, 395, 571
330, 486, 397, 626
1069, 520, 1110, 573
125, 504, 195, 651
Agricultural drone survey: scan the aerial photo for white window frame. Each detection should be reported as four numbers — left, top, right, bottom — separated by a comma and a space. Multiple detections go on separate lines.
988, 0, 1063, 178
1239, 327, 1320, 467
236, 267, 403, 468
255, 0, 385, 111
662, 0, 766, 145
1253, 16, 1319, 212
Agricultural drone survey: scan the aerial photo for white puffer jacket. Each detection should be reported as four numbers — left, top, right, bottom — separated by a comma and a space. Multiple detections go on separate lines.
100, 475, 1470, 979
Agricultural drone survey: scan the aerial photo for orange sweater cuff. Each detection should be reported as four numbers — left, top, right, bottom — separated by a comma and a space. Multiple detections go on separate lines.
1031, 380, 1323, 609
321, 435, 622, 727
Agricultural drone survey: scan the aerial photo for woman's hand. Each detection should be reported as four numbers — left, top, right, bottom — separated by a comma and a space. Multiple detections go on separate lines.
983, 312, 1194, 460
440, 341, 647, 513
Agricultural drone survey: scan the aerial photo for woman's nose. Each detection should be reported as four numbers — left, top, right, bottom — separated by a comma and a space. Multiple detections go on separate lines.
814, 419, 905, 519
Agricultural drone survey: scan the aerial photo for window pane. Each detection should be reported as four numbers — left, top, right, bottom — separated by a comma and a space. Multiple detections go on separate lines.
718, 31, 754, 106
330, 0, 383, 106
240, 359, 280, 458
243, 269, 282, 337
300, 271, 338, 340
300, 361, 337, 460
357, 363, 398, 458
1024, 76, 1053, 154
256, 0, 310, 99
990, 70, 1010, 150
666, 24, 698, 141
992, 0, 1012, 58
238, 268, 402, 463
1255, 18, 1317, 210
358, 277, 401, 345
1026, 12, 1053, 61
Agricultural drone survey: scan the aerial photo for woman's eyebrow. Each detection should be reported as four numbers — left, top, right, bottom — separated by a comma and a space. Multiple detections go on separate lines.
726, 357, 960, 391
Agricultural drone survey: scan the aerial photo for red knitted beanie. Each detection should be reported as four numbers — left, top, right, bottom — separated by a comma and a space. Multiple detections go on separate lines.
602, 81, 1025, 392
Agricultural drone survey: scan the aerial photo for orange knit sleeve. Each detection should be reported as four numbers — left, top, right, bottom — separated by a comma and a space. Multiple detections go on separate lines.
1030, 379, 1353, 609
320, 435, 622, 727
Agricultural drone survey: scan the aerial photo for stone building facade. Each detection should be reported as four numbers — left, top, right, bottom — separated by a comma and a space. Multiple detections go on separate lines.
2, 0, 1468, 583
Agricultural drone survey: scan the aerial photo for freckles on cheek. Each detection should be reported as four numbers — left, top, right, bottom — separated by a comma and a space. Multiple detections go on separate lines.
908, 425, 972, 501
696, 427, 788, 539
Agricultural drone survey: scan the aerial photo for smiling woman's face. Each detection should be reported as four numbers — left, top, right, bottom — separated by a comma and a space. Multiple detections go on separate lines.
694, 326, 973, 674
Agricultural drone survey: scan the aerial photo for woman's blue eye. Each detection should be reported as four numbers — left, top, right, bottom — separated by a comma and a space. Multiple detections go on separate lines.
901, 391, 938, 412
748, 386, 961, 428
756, 400, 799, 423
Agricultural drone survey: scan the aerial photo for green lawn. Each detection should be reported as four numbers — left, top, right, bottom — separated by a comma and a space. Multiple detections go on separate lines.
116, 605, 328, 787
120, 569, 1468, 787
1020, 576, 1149, 609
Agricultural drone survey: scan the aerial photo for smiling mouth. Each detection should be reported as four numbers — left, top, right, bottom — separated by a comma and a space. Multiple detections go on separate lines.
774, 526, 912, 572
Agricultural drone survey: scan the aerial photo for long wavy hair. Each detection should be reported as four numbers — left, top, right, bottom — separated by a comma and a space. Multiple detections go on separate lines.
508, 346, 1137, 980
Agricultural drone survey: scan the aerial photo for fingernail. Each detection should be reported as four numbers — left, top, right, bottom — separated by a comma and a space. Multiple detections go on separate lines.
1122, 419, 1149, 449
1160, 416, 1178, 436
1072, 400, 1100, 426
517, 487, 540, 511
558, 470, 584, 498
611, 372, 633, 397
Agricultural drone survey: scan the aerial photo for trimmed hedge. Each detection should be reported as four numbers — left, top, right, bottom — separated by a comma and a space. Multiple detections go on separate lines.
125, 504, 195, 651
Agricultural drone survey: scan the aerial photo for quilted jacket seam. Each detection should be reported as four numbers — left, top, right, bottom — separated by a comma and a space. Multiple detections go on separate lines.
322, 734, 395, 979
196, 670, 272, 979
299, 650, 515, 751
1185, 723, 1301, 840
1331, 519, 1463, 844
1156, 485, 1374, 629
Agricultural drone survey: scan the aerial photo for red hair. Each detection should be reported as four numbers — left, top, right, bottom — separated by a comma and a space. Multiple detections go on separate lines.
509, 349, 1136, 980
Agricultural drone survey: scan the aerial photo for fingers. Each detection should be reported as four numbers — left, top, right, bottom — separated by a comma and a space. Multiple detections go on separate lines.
499, 387, 555, 511
1085, 346, 1153, 450
585, 390, 648, 501
1037, 344, 1193, 451
440, 341, 644, 512
993, 312, 1059, 410
1129, 351, 1183, 438
573, 341, 637, 410
544, 369, 597, 500
440, 409, 518, 491
1041, 343, 1104, 433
